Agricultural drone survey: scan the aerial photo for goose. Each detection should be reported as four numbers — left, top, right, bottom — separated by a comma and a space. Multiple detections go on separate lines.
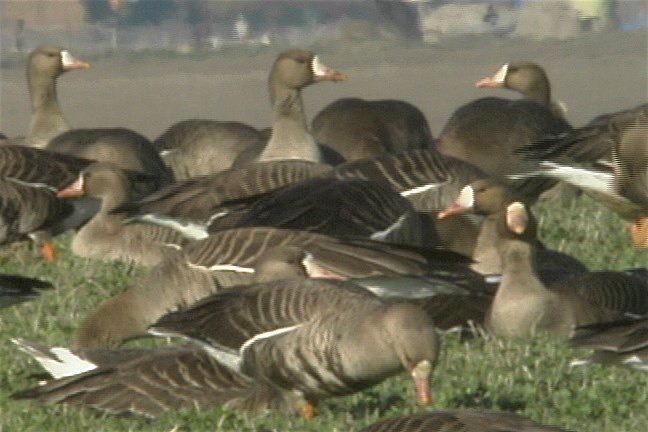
11, 342, 263, 417
0, 177, 92, 261
311, 97, 434, 160
152, 49, 346, 179
436, 61, 571, 199
115, 148, 487, 233
205, 177, 435, 246
46, 127, 174, 193
569, 315, 648, 372
513, 104, 648, 247
484, 201, 648, 338
149, 278, 441, 418
438, 179, 588, 283
360, 409, 569, 432
73, 227, 476, 348
0, 274, 52, 309
56, 163, 188, 266
0, 45, 89, 148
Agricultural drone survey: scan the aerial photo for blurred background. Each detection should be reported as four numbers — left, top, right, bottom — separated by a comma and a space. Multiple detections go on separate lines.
1, 0, 646, 54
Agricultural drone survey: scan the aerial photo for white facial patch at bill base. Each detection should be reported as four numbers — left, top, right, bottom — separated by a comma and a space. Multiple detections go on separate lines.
491, 63, 509, 84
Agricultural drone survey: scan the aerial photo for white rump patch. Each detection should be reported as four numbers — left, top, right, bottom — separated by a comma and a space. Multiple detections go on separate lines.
12, 338, 97, 379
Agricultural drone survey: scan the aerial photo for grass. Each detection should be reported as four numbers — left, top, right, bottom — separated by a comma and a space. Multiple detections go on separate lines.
0, 194, 647, 431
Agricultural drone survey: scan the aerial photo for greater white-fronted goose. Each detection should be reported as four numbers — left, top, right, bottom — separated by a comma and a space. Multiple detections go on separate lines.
0, 274, 52, 309
0, 45, 89, 148
152, 49, 345, 179
514, 104, 648, 246
484, 201, 648, 338
154, 120, 265, 179
438, 179, 588, 284
205, 177, 435, 246
311, 97, 434, 160
46, 127, 174, 193
56, 163, 188, 266
569, 315, 648, 372
149, 278, 441, 417
360, 409, 569, 432
437, 61, 571, 198
11, 342, 266, 417
116, 148, 486, 234
73, 227, 475, 348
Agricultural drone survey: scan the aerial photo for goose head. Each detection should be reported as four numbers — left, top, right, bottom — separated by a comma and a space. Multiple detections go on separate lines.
28, 44, 89, 84
475, 61, 550, 106
381, 303, 440, 405
57, 162, 132, 209
438, 179, 515, 219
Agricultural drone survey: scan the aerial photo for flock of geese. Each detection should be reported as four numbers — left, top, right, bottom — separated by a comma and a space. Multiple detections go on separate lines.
0, 43, 647, 431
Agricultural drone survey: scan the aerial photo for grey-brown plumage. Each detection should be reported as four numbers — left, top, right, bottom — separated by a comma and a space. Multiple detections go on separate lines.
154, 120, 264, 179
311, 97, 434, 160
570, 315, 648, 371
57, 162, 188, 266
150, 278, 441, 410
46, 127, 173, 193
152, 49, 345, 179
485, 202, 648, 338
207, 177, 435, 246
0, 274, 52, 308
114, 159, 332, 223
74, 227, 475, 348
438, 61, 570, 176
11, 343, 276, 417
0, 45, 89, 148
438, 179, 588, 284
0, 144, 92, 190
360, 409, 570, 432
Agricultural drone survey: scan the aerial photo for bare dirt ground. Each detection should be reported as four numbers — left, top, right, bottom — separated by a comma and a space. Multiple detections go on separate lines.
1, 30, 646, 141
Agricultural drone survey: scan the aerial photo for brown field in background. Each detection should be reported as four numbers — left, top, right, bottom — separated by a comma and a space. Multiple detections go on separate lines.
1, 30, 646, 141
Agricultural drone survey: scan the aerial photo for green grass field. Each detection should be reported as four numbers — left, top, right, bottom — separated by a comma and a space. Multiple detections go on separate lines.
0, 195, 646, 431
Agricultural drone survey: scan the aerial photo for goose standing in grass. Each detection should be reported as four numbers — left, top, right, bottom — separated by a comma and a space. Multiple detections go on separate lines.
483, 201, 648, 338
0, 44, 89, 148
73, 226, 478, 348
569, 315, 648, 371
513, 104, 648, 247
0, 274, 52, 309
56, 162, 189, 266
13, 279, 440, 418
149, 278, 441, 418
154, 49, 346, 179
436, 61, 571, 200
360, 409, 569, 432
311, 97, 435, 160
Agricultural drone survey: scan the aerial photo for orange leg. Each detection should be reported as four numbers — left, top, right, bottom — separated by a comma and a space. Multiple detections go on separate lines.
301, 400, 317, 419
40, 242, 57, 262
630, 217, 648, 248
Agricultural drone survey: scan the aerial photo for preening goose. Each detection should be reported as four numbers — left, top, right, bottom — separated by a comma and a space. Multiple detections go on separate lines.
513, 104, 648, 246
360, 409, 569, 432
12, 342, 263, 417
311, 97, 434, 160
149, 278, 441, 417
73, 227, 476, 348
152, 49, 345, 179
0, 274, 52, 309
485, 202, 648, 338
56, 163, 188, 266
437, 61, 571, 199
0, 45, 89, 148
569, 315, 648, 371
